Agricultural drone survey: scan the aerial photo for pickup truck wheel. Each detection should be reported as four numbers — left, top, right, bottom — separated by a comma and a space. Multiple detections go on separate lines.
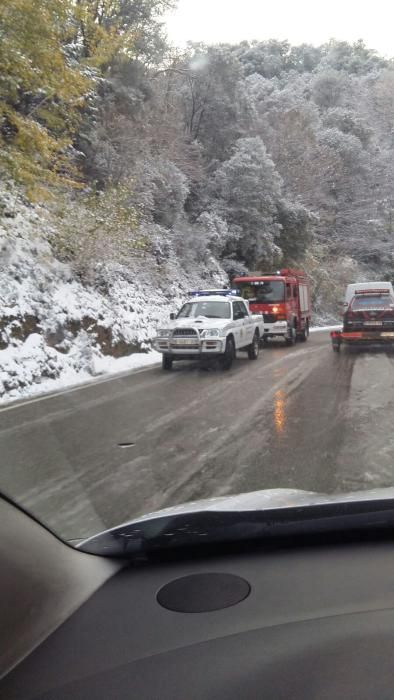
220, 337, 235, 370
162, 354, 173, 370
248, 331, 260, 360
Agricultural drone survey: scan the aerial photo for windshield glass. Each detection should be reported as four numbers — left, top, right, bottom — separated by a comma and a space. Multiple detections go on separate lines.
177, 301, 231, 319
1, 0, 394, 552
235, 281, 285, 303
351, 296, 394, 311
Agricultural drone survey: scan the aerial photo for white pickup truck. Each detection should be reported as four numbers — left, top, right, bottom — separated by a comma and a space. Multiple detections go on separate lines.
153, 293, 265, 370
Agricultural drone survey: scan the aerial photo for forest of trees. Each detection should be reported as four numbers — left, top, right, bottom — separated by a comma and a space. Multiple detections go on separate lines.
1, 0, 394, 288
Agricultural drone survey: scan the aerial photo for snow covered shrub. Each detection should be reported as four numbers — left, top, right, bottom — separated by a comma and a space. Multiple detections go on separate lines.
51, 182, 146, 283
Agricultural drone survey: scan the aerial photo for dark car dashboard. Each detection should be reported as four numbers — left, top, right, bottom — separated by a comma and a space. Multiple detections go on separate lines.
4, 532, 394, 700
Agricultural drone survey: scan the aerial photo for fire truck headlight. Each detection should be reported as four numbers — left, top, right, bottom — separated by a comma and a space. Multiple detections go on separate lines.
272, 306, 279, 313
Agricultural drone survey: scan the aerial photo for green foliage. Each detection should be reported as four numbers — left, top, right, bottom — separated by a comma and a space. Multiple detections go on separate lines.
0, 103, 81, 200
0, 0, 175, 197
74, 0, 174, 65
0, 0, 89, 196
0, 0, 82, 101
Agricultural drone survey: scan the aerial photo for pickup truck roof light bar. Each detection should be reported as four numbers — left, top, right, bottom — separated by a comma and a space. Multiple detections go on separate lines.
188, 289, 238, 297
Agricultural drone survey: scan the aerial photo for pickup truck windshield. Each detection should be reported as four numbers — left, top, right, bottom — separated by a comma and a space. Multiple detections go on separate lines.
236, 281, 285, 303
177, 301, 231, 319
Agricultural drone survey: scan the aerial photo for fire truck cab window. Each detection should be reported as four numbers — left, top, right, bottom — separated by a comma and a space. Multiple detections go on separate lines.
286, 283, 291, 299
236, 281, 285, 303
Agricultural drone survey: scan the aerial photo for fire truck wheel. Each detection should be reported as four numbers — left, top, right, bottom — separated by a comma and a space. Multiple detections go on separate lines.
162, 354, 173, 370
299, 321, 309, 342
285, 324, 296, 346
248, 331, 260, 360
220, 337, 235, 370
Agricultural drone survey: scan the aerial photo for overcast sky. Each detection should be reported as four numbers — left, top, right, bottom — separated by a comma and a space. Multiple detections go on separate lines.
164, 0, 394, 57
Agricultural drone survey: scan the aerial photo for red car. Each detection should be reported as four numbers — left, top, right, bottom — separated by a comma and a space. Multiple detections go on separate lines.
331, 286, 394, 351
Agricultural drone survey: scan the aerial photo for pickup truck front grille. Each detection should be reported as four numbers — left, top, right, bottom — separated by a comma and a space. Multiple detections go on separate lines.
170, 328, 200, 350
263, 314, 277, 323
172, 328, 199, 337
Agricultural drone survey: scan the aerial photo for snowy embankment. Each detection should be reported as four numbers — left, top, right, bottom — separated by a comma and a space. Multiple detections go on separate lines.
0, 338, 162, 406
0, 188, 226, 405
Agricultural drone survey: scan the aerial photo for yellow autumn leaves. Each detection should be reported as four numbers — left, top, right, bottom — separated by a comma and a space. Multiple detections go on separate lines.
0, 0, 135, 198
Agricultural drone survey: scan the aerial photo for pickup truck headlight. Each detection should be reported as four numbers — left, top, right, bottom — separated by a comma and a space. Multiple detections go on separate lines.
157, 329, 171, 337
201, 329, 221, 338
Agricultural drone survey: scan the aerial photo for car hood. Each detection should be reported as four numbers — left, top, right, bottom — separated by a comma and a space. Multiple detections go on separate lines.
79, 487, 394, 556
168, 316, 231, 330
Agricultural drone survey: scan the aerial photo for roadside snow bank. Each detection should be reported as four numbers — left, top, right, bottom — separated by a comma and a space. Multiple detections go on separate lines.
0, 345, 161, 405
310, 325, 341, 333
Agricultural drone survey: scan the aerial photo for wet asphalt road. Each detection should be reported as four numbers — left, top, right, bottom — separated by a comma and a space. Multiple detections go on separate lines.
1, 331, 394, 540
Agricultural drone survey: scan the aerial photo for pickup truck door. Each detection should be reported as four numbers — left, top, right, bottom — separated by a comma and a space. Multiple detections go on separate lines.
240, 301, 254, 344
232, 301, 245, 348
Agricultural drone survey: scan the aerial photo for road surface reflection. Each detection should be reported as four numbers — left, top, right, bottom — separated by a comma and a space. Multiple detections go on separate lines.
273, 389, 286, 434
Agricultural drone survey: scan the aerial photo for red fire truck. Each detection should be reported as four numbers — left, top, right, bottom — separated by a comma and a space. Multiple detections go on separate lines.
232, 269, 312, 345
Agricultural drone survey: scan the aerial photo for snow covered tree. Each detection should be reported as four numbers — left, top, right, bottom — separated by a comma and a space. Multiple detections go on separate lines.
277, 201, 315, 262
196, 212, 235, 257
239, 40, 291, 78
177, 45, 249, 162
52, 182, 142, 280
322, 39, 387, 75
312, 69, 347, 110
322, 108, 372, 147
210, 137, 283, 267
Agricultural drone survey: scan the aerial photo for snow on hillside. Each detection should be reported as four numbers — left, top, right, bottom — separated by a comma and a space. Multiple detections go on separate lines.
0, 187, 226, 404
